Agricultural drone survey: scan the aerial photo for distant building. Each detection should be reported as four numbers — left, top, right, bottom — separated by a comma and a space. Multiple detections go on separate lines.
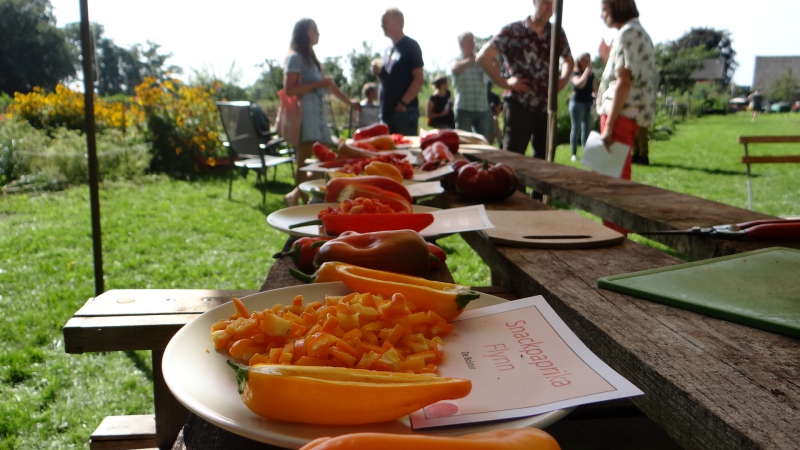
690, 58, 726, 84
752, 56, 800, 92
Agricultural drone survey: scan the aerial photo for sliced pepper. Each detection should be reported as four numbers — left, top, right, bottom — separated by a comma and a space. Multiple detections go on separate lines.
299, 428, 561, 450
363, 161, 404, 183
324, 176, 412, 204
314, 230, 431, 277
336, 184, 412, 214
291, 212, 434, 236
227, 362, 471, 425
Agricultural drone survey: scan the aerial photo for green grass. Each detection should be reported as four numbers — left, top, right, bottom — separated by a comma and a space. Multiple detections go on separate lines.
0, 164, 487, 449
2, 111, 798, 448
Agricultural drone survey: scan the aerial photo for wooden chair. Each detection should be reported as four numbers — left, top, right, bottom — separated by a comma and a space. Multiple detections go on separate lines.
738, 135, 800, 210
216, 101, 294, 204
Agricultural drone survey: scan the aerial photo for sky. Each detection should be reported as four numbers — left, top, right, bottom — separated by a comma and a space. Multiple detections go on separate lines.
50, 0, 799, 88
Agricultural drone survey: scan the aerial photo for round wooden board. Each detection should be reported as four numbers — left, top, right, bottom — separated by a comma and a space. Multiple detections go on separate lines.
483, 210, 625, 249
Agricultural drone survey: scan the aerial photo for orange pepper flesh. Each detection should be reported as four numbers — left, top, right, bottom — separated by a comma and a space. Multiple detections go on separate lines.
298, 428, 561, 450
211, 290, 454, 374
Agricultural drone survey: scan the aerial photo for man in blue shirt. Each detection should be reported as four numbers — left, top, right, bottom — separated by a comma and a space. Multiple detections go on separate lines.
373, 8, 424, 136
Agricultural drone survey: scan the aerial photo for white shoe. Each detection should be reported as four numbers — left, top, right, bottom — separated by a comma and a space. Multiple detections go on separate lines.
570, 154, 577, 162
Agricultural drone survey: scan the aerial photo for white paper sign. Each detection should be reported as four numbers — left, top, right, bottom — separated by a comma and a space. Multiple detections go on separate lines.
581, 131, 631, 178
404, 181, 444, 198
412, 164, 453, 181
420, 205, 494, 237
410, 296, 644, 429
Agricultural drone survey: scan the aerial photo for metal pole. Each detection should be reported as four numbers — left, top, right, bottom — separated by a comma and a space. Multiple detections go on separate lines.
545, 0, 564, 164
79, 0, 104, 295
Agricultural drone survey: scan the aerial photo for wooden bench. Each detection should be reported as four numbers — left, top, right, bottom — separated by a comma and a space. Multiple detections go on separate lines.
464, 149, 800, 259
738, 135, 800, 210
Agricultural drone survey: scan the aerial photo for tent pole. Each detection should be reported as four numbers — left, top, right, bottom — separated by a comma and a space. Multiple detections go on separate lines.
79, 0, 104, 295
543, 0, 564, 205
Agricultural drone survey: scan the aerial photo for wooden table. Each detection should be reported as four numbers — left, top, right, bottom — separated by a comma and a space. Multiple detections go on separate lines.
465, 150, 800, 259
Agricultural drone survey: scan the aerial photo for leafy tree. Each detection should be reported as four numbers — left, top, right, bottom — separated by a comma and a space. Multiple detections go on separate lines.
767, 69, 800, 103
0, 0, 76, 94
655, 42, 716, 94
347, 42, 380, 98
248, 59, 284, 102
322, 57, 349, 96
673, 28, 737, 86
190, 62, 247, 101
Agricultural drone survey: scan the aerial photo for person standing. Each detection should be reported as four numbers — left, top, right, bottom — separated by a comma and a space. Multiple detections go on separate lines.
283, 18, 360, 206
748, 90, 763, 122
373, 8, 424, 136
426, 75, 456, 129
450, 32, 491, 139
569, 52, 596, 162
477, 0, 574, 159
596, 0, 656, 231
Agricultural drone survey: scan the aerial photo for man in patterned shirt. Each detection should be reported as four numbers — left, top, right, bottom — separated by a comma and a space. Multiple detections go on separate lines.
450, 32, 490, 139
477, 0, 574, 159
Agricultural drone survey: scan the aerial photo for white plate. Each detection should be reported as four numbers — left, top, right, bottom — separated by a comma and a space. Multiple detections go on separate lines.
162, 283, 570, 449
267, 204, 441, 238
300, 150, 419, 173
298, 180, 443, 199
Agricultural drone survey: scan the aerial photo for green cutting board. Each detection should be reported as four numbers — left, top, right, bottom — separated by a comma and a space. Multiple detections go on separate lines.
597, 247, 800, 339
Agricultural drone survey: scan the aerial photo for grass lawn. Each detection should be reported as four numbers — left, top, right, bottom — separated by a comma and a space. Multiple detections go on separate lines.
1, 111, 797, 449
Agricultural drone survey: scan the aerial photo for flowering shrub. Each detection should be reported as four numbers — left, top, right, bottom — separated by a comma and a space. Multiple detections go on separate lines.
133, 77, 223, 174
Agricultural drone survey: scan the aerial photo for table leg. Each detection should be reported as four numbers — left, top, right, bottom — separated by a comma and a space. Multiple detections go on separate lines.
152, 349, 190, 450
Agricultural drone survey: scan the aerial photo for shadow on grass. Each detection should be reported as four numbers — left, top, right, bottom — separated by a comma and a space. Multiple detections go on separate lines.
125, 351, 153, 382
646, 162, 751, 177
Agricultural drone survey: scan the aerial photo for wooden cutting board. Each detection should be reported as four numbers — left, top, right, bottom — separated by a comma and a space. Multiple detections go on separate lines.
483, 210, 625, 249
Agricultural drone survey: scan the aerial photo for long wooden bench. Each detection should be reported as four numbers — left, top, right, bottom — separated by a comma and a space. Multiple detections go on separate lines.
465, 149, 800, 259
738, 135, 800, 210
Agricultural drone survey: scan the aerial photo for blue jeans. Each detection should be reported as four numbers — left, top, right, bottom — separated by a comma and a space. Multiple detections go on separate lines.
386, 107, 420, 136
569, 101, 593, 156
455, 109, 491, 140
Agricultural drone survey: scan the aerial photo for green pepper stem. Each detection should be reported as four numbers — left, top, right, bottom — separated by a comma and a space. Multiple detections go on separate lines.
455, 290, 481, 310
481, 159, 489, 170
289, 267, 315, 284
428, 253, 442, 263
226, 360, 249, 394
289, 219, 322, 229
310, 240, 327, 250
272, 242, 301, 260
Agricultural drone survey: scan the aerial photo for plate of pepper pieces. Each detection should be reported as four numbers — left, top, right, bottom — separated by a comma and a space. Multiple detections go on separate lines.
162, 282, 571, 449
268, 203, 442, 238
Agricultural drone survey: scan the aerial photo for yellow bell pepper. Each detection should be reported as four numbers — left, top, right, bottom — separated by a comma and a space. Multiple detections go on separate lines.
363, 161, 404, 183
227, 362, 471, 425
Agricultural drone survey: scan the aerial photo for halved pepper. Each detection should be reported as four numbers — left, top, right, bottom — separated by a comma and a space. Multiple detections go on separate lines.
324, 176, 412, 204
314, 230, 431, 277
336, 184, 412, 214
353, 123, 390, 141
291, 263, 479, 321
363, 161, 404, 183
295, 212, 434, 236
352, 134, 397, 150
227, 362, 471, 425
299, 428, 562, 450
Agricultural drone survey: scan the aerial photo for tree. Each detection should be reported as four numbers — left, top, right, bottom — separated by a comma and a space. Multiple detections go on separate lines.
322, 57, 349, 96
248, 59, 284, 102
673, 28, 737, 86
190, 62, 247, 101
347, 42, 380, 98
0, 0, 76, 94
767, 69, 800, 103
655, 42, 716, 94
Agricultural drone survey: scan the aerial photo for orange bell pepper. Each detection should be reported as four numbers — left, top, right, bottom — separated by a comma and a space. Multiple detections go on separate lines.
299, 428, 561, 450
227, 362, 471, 425
363, 161, 404, 183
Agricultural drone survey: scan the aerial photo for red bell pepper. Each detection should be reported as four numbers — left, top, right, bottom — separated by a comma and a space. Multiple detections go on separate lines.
456, 160, 518, 202
272, 237, 331, 272
324, 176, 412, 204
427, 242, 447, 269
422, 141, 454, 163
420, 160, 442, 171
290, 213, 435, 236
420, 129, 460, 153
353, 123, 390, 141
312, 142, 337, 162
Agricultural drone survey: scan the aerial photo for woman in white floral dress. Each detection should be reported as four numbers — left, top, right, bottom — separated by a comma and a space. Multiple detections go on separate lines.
596, 0, 655, 232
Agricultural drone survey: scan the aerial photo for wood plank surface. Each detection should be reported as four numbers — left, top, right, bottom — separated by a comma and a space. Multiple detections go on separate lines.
441, 190, 800, 450
464, 150, 800, 259
738, 135, 800, 144
73, 289, 257, 317
741, 155, 800, 164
